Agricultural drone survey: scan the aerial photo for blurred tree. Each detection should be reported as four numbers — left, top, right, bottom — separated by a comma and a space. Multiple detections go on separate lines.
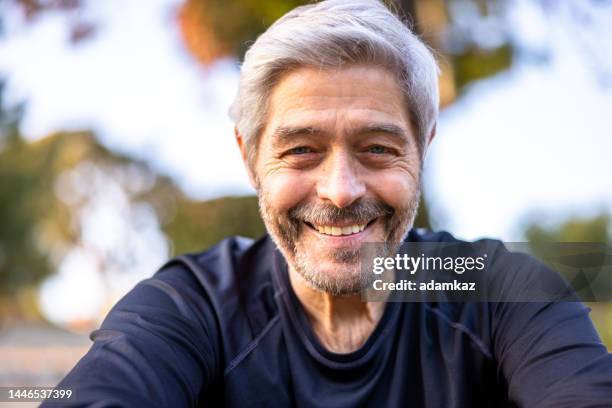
0, 88, 272, 320
0, 80, 51, 304
177, 0, 310, 64
176, 0, 514, 97
8, 0, 82, 20
165, 195, 265, 255
451, 44, 513, 91
0, 125, 168, 317
2, 0, 96, 44
177, 0, 422, 64
524, 213, 611, 246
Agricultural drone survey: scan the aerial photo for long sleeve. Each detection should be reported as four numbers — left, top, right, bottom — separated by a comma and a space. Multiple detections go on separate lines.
490, 250, 612, 407
42, 264, 221, 408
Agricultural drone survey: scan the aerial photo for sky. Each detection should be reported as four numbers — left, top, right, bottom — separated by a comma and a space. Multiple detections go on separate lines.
0, 0, 611, 324
426, 0, 612, 240
0, 0, 250, 199
428, 62, 612, 239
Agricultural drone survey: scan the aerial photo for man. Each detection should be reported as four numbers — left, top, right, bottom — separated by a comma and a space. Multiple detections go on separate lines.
44, 0, 612, 407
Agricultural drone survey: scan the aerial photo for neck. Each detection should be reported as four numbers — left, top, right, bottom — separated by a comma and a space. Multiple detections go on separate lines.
288, 267, 386, 353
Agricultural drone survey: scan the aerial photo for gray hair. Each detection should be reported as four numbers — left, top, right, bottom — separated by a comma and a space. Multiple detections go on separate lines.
228, 0, 440, 167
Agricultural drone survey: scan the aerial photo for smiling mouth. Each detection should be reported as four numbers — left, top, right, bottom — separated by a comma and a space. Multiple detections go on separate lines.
303, 219, 378, 236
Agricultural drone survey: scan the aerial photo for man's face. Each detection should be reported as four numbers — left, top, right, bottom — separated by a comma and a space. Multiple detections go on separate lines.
251, 64, 422, 295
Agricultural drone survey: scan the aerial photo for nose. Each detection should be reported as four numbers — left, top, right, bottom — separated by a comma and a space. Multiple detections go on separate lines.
316, 151, 366, 208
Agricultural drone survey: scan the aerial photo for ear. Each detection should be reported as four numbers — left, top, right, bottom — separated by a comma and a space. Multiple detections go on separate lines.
234, 127, 258, 189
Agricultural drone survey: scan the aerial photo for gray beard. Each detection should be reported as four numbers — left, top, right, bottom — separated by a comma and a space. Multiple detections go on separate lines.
258, 188, 421, 296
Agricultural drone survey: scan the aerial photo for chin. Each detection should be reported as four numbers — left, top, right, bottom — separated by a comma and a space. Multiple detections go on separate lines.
292, 249, 366, 295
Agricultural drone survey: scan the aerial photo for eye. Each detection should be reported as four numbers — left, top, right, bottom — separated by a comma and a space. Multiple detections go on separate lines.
368, 145, 389, 154
287, 146, 313, 155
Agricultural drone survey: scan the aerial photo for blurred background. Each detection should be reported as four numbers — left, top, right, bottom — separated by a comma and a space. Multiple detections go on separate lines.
0, 0, 611, 392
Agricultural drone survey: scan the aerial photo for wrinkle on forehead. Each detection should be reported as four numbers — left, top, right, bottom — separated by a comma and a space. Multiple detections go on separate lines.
261, 64, 412, 143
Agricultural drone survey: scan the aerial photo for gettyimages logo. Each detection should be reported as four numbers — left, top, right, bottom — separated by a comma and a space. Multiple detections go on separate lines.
361, 241, 612, 302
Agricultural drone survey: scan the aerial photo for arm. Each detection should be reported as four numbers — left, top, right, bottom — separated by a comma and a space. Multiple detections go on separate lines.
490, 250, 612, 407
42, 265, 221, 407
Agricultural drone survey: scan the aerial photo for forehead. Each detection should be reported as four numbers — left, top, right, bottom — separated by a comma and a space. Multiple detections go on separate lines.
262, 64, 411, 140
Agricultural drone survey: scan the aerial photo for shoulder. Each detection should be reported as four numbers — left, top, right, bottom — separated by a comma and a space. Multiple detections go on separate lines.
406, 228, 459, 243
102, 236, 267, 340
160, 235, 262, 293
403, 229, 506, 357
407, 228, 519, 271
407, 227, 502, 247
406, 228, 562, 304
151, 235, 280, 357
159, 235, 277, 309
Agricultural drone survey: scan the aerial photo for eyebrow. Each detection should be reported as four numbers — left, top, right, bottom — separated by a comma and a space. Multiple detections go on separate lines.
272, 126, 320, 139
358, 123, 409, 142
271, 123, 409, 147
270, 126, 323, 150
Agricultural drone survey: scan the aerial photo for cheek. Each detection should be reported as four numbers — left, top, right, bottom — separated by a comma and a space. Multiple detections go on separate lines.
260, 172, 313, 212
370, 172, 419, 209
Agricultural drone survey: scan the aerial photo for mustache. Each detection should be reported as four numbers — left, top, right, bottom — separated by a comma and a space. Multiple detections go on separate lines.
288, 199, 393, 226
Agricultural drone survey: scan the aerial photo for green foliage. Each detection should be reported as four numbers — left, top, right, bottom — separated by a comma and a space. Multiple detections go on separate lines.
165, 195, 266, 255
0, 135, 52, 294
179, 0, 309, 63
452, 44, 514, 92
0, 129, 260, 296
179, 0, 418, 63
0, 81, 50, 295
524, 213, 610, 244
0, 125, 266, 302
205, 0, 307, 59
178, 0, 514, 102
0, 129, 155, 295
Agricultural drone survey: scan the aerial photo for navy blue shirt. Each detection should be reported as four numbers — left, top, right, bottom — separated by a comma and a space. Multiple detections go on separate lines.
44, 230, 612, 407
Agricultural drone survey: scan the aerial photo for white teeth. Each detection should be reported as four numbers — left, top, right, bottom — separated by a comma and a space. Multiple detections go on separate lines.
312, 223, 368, 236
